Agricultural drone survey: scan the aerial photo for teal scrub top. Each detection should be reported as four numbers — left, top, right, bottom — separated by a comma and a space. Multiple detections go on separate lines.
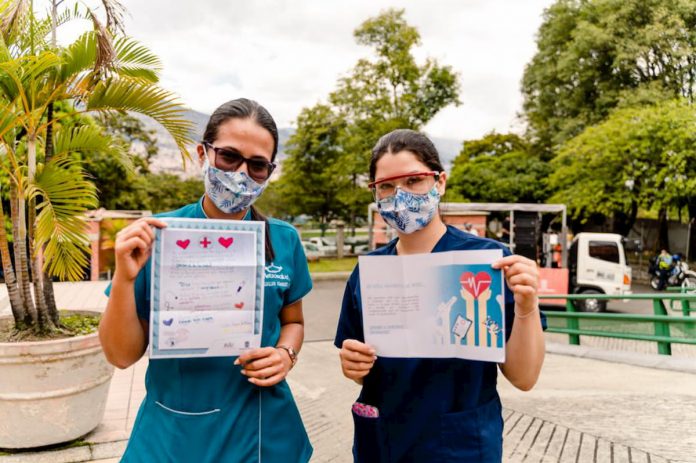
106, 200, 313, 463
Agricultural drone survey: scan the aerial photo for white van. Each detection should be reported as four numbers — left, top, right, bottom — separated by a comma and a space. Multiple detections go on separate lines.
568, 232, 632, 311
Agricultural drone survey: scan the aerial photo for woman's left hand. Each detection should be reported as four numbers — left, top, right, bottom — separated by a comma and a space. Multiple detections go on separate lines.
235, 347, 292, 387
492, 255, 539, 316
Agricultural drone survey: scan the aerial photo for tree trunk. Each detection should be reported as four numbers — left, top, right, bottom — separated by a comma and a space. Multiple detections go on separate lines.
657, 207, 670, 251
43, 103, 60, 326
27, 136, 51, 331
0, 188, 25, 328
11, 184, 36, 327
688, 199, 696, 261
612, 201, 638, 237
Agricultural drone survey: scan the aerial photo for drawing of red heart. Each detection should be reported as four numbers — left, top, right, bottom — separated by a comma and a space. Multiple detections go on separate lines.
176, 239, 190, 250
234, 302, 244, 309
219, 237, 234, 248
459, 271, 492, 297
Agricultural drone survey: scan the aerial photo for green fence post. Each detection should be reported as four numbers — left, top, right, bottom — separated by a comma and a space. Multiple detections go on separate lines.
678, 286, 694, 317
652, 298, 672, 355
566, 298, 579, 346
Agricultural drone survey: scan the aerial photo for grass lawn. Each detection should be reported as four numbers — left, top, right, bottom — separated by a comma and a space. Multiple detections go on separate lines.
300, 230, 369, 240
308, 257, 358, 273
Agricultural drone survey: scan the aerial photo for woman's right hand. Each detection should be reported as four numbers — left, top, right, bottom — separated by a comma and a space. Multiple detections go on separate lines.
339, 339, 377, 383
113, 218, 167, 282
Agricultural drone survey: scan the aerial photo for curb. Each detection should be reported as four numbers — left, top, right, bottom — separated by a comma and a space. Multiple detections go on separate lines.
310, 271, 351, 282
546, 341, 696, 374
0, 439, 126, 463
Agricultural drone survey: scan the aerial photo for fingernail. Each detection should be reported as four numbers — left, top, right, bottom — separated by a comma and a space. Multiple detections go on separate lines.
233, 359, 240, 365
247, 378, 254, 383
240, 370, 247, 376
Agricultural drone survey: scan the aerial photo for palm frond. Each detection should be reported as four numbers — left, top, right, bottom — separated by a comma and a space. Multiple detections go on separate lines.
100, 0, 126, 35
0, 52, 62, 123
86, 78, 194, 161
0, 0, 29, 43
83, 6, 114, 75
113, 36, 161, 83
28, 157, 97, 281
53, 123, 133, 172
58, 31, 98, 82
0, 99, 24, 143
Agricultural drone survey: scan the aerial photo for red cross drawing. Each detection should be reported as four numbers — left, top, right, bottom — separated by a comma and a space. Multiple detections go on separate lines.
200, 237, 211, 248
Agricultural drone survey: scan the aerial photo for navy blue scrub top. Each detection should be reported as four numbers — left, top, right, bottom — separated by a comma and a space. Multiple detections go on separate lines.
334, 225, 547, 463
106, 200, 313, 463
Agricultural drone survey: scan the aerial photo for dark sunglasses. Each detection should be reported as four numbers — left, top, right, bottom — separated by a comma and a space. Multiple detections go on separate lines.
203, 142, 276, 181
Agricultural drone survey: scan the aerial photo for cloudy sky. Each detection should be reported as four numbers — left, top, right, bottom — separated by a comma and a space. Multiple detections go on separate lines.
78, 1, 555, 141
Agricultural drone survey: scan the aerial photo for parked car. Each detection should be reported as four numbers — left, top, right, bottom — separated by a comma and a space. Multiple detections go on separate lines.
301, 241, 321, 262
345, 236, 370, 255
307, 237, 350, 256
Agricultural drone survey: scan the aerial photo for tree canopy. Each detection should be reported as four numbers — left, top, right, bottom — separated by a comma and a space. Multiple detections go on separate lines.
522, 0, 696, 149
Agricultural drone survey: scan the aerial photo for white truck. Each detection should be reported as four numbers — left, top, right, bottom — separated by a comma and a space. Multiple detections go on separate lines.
566, 232, 632, 312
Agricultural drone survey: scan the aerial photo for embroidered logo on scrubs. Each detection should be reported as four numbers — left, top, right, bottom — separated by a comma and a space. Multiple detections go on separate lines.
265, 263, 290, 288
265, 264, 283, 273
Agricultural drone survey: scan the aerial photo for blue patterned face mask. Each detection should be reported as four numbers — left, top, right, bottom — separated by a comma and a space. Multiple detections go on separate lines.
377, 186, 440, 234
202, 158, 268, 213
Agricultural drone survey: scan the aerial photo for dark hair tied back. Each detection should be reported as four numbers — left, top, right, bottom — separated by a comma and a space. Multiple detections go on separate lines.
369, 129, 444, 182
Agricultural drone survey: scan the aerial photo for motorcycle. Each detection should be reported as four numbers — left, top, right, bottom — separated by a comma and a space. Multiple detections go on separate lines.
648, 254, 696, 290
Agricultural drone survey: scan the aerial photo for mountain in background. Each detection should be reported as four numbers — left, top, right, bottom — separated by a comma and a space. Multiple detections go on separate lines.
139, 109, 463, 177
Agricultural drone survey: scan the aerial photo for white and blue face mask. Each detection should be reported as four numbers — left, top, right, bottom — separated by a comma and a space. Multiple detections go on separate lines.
377, 186, 440, 234
202, 158, 268, 214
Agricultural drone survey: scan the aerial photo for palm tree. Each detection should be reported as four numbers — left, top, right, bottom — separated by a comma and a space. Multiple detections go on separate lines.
0, 1, 194, 335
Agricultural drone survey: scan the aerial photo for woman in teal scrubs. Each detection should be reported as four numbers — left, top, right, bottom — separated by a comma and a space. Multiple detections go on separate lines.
336, 129, 546, 462
100, 98, 313, 462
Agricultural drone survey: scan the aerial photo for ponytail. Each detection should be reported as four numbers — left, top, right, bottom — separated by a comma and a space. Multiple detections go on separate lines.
250, 205, 275, 264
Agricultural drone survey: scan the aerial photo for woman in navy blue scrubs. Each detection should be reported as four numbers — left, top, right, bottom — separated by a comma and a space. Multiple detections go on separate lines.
335, 129, 546, 463
100, 99, 313, 463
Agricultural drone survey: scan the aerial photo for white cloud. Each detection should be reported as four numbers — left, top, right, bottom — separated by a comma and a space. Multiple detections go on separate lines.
88, 0, 555, 140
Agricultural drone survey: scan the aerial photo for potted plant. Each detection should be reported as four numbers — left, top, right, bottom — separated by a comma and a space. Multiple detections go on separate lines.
0, 0, 193, 449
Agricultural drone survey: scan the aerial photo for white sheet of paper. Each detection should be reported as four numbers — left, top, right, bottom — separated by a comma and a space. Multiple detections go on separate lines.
359, 249, 506, 362
149, 218, 265, 358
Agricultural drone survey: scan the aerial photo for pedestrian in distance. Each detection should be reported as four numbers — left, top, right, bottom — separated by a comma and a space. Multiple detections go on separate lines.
336, 129, 546, 462
657, 248, 673, 290
99, 98, 313, 463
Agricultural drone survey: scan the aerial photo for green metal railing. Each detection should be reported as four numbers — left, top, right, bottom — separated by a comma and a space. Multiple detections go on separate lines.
540, 293, 696, 355
666, 286, 696, 315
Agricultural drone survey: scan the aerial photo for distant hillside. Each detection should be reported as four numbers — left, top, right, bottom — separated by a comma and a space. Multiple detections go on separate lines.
140, 109, 462, 177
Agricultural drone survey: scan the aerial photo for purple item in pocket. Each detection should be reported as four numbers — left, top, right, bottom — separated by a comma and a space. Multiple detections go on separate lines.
352, 401, 379, 418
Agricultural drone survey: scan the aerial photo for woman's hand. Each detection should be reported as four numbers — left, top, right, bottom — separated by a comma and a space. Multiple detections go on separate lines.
339, 339, 377, 384
492, 254, 539, 316
235, 347, 292, 387
114, 217, 168, 282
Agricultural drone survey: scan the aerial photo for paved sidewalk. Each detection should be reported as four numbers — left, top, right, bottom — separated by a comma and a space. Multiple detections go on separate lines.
2, 341, 694, 463
2, 282, 696, 462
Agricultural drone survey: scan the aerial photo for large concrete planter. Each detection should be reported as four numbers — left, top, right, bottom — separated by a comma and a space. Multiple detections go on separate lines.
0, 312, 114, 449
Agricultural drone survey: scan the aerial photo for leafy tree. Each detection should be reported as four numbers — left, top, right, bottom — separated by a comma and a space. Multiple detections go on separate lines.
278, 9, 460, 230
141, 173, 204, 214
97, 111, 158, 173
522, 0, 696, 149
549, 99, 696, 242
448, 133, 551, 203
272, 104, 351, 230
